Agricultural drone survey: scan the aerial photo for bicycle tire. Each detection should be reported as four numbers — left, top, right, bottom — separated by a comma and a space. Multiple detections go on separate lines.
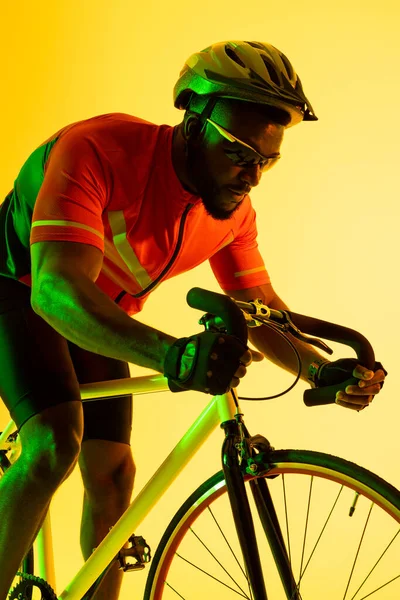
144, 449, 400, 600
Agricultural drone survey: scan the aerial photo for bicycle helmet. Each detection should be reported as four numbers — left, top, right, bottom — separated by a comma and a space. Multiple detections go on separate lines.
173, 41, 318, 127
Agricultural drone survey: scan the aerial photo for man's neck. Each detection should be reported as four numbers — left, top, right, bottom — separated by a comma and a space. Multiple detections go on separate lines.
171, 124, 197, 194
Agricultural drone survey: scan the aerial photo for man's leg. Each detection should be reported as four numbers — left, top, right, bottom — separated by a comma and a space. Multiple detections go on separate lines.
0, 276, 87, 599
0, 402, 83, 600
78, 439, 135, 600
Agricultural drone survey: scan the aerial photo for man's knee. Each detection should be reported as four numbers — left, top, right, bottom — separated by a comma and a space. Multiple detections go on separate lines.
79, 440, 135, 505
18, 401, 83, 485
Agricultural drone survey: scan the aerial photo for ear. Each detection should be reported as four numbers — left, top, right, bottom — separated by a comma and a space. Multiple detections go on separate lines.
183, 113, 203, 143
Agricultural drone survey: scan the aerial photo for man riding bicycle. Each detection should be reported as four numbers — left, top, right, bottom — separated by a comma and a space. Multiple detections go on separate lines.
0, 41, 386, 600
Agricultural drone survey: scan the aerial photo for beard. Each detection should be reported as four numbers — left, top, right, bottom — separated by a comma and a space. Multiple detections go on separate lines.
186, 139, 242, 221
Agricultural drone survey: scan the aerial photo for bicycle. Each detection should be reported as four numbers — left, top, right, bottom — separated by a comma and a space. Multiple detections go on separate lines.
1, 287, 399, 600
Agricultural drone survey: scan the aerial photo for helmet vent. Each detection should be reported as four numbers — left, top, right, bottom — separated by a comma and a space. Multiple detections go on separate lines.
224, 45, 246, 68
280, 53, 294, 81
246, 41, 265, 50
261, 57, 281, 86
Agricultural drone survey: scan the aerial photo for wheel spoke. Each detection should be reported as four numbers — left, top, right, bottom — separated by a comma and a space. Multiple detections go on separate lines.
358, 573, 400, 599
175, 553, 250, 598
282, 474, 292, 566
299, 485, 344, 582
299, 476, 313, 586
350, 528, 400, 600
207, 506, 249, 582
288, 586, 304, 600
281, 475, 304, 600
164, 581, 186, 599
188, 527, 250, 597
208, 505, 254, 598
343, 503, 374, 600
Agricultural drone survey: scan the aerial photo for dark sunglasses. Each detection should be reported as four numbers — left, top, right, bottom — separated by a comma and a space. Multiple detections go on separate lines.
206, 118, 281, 172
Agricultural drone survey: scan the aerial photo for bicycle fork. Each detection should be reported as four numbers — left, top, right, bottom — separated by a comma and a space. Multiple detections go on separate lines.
221, 419, 301, 600
221, 419, 268, 600
250, 477, 301, 600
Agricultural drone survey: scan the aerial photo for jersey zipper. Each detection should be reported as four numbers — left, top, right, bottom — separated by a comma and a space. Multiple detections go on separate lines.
115, 203, 194, 304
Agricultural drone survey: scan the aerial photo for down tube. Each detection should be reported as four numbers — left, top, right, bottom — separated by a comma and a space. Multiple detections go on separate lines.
59, 392, 238, 600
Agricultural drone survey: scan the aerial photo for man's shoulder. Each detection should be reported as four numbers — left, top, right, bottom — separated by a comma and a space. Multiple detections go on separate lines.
45, 113, 173, 166
82, 112, 158, 128
56, 112, 165, 140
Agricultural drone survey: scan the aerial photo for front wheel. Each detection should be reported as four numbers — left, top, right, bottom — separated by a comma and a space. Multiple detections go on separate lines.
144, 449, 400, 599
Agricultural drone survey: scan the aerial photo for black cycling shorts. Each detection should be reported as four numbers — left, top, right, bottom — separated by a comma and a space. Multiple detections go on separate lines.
0, 276, 132, 445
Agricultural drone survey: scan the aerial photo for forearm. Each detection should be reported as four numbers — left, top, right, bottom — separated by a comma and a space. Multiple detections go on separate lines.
31, 274, 177, 372
248, 296, 329, 382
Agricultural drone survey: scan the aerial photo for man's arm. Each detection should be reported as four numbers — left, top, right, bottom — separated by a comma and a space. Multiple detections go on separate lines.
31, 241, 177, 372
228, 283, 329, 383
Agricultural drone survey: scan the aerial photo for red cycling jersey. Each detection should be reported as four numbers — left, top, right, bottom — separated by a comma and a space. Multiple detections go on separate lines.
0, 113, 270, 315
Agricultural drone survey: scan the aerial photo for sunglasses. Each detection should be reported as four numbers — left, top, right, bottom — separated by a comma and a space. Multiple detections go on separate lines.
206, 118, 281, 172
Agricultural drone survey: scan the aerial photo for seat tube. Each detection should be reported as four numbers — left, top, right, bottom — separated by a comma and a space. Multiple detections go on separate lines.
36, 510, 56, 589
221, 419, 268, 600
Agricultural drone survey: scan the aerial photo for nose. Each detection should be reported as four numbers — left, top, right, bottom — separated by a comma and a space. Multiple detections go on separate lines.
239, 164, 262, 188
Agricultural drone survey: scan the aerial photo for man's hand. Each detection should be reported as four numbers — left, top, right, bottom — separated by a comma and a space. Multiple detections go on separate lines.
231, 348, 264, 388
166, 333, 263, 395
335, 364, 386, 411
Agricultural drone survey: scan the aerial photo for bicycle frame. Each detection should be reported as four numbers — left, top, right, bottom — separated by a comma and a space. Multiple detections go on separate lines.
0, 374, 241, 600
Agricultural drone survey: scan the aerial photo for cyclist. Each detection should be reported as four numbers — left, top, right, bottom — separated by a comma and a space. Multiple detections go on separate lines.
0, 41, 386, 600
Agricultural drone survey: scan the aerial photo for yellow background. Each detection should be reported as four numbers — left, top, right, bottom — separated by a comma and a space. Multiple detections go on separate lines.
1, 0, 399, 597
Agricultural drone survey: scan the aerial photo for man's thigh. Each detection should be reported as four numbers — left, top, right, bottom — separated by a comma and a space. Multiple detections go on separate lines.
0, 276, 132, 444
0, 276, 81, 430
68, 343, 133, 446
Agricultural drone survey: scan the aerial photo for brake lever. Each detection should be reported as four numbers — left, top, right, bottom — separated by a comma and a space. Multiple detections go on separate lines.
251, 308, 334, 355
289, 327, 333, 354
283, 312, 333, 355
223, 297, 334, 355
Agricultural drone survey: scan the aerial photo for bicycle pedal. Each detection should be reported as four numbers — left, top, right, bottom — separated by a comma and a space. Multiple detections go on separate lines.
117, 535, 151, 572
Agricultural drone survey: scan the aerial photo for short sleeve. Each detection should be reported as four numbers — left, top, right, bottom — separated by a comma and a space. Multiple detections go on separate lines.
30, 129, 108, 253
209, 202, 270, 291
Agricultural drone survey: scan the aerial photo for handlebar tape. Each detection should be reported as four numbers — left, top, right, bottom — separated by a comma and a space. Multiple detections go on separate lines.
187, 288, 248, 345
185, 289, 376, 407
286, 311, 375, 406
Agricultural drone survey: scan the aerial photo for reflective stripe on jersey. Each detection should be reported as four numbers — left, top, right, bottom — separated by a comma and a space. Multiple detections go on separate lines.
108, 211, 152, 290
32, 220, 104, 241
234, 265, 267, 278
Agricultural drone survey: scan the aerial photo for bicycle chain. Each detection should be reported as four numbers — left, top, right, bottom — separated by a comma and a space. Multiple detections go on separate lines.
8, 572, 57, 600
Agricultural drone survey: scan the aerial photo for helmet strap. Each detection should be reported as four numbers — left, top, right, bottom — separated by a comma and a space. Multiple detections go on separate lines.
197, 96, 219, 132
184, 96, 219, 145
